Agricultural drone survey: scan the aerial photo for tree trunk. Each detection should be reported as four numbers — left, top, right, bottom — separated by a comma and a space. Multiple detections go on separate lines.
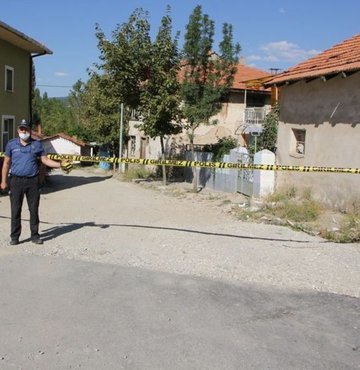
160, 136, 167, 186
190, 127, 198, 192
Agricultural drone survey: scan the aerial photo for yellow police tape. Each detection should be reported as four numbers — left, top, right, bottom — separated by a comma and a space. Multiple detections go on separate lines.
0, 152, 359, 174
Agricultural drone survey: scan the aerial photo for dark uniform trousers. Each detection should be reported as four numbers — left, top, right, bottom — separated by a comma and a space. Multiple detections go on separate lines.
9, 175, 40, 240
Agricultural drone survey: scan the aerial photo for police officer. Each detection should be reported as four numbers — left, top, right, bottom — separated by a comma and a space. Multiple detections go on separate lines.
0, 119, 67, 245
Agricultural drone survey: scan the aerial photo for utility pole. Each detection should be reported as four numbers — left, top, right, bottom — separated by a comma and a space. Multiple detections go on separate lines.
118, 103, 124, 173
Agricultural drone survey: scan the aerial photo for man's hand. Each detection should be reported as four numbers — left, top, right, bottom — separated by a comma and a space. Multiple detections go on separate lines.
0, 181, 8, 195
60, 160, 73, 174
0, 181, 7, 191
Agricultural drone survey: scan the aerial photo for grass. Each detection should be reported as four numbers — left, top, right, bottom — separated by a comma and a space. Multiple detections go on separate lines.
224, 186, 360, 242
273, 200, 321, 222
230, 186, 360, 242
120, 165, 154, 182
320, 214, 360, 243
261, 187, 321, 223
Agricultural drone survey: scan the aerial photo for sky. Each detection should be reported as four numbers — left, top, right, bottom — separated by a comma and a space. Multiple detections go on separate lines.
2, 0, 359, 97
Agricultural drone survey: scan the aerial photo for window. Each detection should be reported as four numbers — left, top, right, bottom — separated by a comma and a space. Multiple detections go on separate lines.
292, 128, 306, 155
130, 136, 136, 156
246, 92, 269, 107
1, 116, 15, 151
5, 66, 14, 92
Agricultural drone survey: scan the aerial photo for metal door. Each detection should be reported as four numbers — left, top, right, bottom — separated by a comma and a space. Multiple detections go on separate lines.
237, 152, 254, 197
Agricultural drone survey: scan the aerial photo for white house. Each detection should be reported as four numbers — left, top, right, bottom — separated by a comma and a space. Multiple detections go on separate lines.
41, 133, 91, 157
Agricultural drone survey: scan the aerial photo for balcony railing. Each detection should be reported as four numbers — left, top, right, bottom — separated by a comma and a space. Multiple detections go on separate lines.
243, 107, 270, 125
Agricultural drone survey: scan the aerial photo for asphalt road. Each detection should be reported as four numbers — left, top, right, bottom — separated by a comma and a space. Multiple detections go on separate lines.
0, 252, 359, 369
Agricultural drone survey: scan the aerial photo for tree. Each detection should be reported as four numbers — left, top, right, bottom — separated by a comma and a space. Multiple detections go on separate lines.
93, 8, 154, 161
139, 8, 182, 184
256, 104, 279, 153
80, 73, 123, 155
181, 5, 240, 190
33, 90, 74, 136
67, 80, 85, 133
95, 8, 152, 110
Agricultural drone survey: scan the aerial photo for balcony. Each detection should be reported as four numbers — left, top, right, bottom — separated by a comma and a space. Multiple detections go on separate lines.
243, 107, 270, 125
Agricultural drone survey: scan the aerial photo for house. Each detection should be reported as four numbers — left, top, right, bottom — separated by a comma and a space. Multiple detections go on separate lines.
0, 20, 52, 152
127, 62, 271, 160
41, 132, 92, 157
192, 63, 271, 147
264, 34, 360, 210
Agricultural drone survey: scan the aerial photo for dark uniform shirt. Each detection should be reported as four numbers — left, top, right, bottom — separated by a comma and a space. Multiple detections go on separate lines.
5, 138, 45, 177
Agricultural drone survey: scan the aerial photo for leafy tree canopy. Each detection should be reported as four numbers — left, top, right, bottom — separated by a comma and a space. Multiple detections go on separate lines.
94, 8, 152, 109
181, 5, 241, 129
139, 7, 182, 140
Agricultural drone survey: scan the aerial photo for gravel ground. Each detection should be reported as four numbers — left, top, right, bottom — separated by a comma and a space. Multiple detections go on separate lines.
1, 168, 359, 298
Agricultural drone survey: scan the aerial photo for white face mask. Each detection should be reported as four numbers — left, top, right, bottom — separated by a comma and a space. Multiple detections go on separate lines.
19, 132, 30, 141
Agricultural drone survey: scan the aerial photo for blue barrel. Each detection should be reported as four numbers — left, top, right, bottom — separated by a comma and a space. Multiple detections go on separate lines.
99, 149, 111, 170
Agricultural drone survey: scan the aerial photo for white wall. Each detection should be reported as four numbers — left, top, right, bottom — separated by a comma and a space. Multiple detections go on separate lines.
42, 137, 81, 155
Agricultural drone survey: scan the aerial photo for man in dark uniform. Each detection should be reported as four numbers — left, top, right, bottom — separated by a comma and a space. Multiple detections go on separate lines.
0, 119, 69, 245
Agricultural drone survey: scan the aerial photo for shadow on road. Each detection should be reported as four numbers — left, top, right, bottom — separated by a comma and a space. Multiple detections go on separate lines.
40, 174, 112, 194
35, 220, 323, 244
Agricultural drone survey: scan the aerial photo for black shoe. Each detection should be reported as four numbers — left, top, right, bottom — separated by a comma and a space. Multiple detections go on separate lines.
31, 237, 43, 245
9, 239, 19, 246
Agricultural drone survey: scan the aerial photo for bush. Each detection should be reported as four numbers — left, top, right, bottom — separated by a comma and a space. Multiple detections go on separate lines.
212, 137, 238, 162
276, 200, 321, 222
121, 165, 154, 182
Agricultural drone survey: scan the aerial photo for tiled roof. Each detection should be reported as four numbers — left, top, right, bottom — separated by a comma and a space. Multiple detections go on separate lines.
232, 64, 270, 90
179, 62, 270, 91
265, 34, 360, 85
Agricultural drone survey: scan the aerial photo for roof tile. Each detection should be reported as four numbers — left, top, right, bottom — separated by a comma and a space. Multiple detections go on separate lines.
265, 34, 360, 85
179, 62, 270, 91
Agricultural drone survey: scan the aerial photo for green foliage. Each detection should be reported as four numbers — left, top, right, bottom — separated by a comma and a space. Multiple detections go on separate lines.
181, 5, 240, 190
94, 7, 184, 161
275, 201, 320, 222
80, 74, 124, 155
95, 8, 152, 109
32, 89, 75, 136
211, 136, 237, 162
232, 185, 323, 235
181, 5, 241, 131
139, 8, 182, 141
32, 5, 241, 163
257, 104, 279, 153
121, 165, 154, 181
264, 187, 320, 222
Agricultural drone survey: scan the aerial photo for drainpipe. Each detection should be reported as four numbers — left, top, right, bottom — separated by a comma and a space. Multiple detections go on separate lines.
243, 88, 248, 124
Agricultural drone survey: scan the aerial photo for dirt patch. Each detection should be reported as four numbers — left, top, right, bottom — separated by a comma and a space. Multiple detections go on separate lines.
128, 177, 358, 242
1, 168, 359, 298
